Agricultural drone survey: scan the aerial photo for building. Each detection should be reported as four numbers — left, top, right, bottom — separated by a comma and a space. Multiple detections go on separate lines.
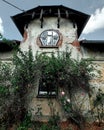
0, 39, 20, 62
1, 5, 104, 121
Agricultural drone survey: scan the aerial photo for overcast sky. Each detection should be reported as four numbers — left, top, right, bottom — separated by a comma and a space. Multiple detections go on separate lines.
0, 0, 104, 41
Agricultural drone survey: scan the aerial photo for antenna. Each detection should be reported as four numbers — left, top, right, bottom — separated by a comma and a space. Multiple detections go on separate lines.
2, 0, 25, 12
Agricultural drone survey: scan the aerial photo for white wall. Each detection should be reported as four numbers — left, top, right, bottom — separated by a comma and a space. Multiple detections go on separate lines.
19, 17, 86, 120
20, 17, 81, 60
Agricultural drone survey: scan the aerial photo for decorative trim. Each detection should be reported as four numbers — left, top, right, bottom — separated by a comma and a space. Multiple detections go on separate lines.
72, 39, 80, 51
22, 30, 28, 42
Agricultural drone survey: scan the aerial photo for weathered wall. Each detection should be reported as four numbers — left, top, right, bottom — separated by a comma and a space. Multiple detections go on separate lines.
19, 17, 84, 121
0, 51, 13, 63
20, 17, 81, 60
81, 46, 104, 93
81, 46, 104, 60
2, 18, 103, 121
19, 17, 89, 121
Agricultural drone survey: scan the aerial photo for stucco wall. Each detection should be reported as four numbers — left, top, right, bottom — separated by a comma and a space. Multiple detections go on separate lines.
81, 46, 104, 92
19, 17, 85, 121
81, 46, 104, 113
0, 52, 13, 63
20, 17, 81, 60
89, 61, 104, 92
81, 45, 104, 60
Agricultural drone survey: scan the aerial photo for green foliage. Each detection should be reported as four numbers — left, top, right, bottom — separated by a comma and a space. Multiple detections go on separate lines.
36, 51, 95, 130
48, 115, 60, 130
0, 48, 98, 129
93, 89, 104, 107
11, 48, 39, 124
0, 85, 9, 97
0, 62, 12, 82
92, 89, 104, 126
0, 61, 11, 99
40, 115, 60, 130
12, 48, 38, 94
60, 91, 86, 130
60, 94, 72, 113
0, 49, 38, 128
37, 51, 95, 94
40, 124, 49, 130
0, 34, 19, 50
0, 62, 12, 129
17, 112, 32, 130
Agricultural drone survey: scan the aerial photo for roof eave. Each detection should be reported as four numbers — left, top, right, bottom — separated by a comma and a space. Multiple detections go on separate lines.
11, 5, 90, 38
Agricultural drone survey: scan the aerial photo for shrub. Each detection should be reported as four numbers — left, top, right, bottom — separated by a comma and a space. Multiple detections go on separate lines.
0, 48, 98, 130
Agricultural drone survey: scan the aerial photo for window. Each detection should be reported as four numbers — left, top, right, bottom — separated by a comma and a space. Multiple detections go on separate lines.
40, 30, 59, 46
37, 74, 57, 98
37, 29, 63, 48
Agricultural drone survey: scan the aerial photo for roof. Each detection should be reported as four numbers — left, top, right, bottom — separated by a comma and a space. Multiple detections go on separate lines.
80, 40, 104, 44
0, 40, 20, 52
80, 40, 104, 52
11, 5, 90, 38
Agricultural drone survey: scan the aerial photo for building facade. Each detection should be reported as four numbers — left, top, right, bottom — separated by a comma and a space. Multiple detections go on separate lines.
1, 5, 104, 121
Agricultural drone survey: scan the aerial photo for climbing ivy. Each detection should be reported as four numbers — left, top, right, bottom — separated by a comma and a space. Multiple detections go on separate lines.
0, 48, 99, 129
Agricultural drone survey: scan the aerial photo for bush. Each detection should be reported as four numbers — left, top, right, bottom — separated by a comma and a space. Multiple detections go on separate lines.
0, 49, 98, 130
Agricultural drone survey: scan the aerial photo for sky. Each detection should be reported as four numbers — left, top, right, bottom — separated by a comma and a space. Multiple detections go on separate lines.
0, 0, 104, 41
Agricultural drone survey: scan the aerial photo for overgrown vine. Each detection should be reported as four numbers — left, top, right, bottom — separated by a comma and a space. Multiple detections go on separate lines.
0, 48, 101, 130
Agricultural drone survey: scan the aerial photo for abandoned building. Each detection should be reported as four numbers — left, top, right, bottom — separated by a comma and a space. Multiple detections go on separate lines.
0, 5, 104, 121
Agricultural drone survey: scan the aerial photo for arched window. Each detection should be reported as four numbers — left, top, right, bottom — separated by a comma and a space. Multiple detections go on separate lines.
40, 30, 59, 46
37, 29, 63, 48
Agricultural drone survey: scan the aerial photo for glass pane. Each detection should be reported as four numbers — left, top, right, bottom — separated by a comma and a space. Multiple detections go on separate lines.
38, 80, 57, 97
40, 30, 59, 46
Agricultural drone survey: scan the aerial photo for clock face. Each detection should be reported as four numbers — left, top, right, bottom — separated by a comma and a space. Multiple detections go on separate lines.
40, 30, 59, 46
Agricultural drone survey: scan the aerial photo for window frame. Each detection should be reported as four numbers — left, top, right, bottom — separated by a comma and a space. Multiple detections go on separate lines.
37, 75, 58, 98
37, 29, 63, 48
